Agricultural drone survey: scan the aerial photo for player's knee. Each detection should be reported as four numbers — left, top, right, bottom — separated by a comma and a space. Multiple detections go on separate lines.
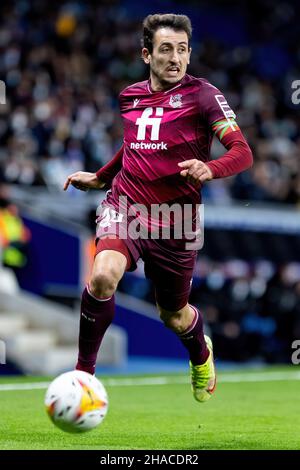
89, 270, 119, 298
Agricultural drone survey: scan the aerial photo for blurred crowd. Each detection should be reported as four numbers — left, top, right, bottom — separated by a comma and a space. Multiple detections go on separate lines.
0, 0, 299, 204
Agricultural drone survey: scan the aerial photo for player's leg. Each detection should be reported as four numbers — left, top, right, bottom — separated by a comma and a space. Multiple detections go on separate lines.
144, 238, 216, 402
144, 243, 209, 363
157, 302, 209, 364
157, 301, 216, 402
76, 238, 130, 375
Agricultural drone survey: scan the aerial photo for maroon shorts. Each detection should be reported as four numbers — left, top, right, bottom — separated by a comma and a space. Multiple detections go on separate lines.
95, 203, 197, 311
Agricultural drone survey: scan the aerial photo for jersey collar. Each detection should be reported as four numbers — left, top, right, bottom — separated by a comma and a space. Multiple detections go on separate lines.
147, 75, 186, 94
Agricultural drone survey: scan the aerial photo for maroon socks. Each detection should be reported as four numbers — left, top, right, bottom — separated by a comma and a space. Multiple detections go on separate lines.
76, 285, 115, 375
178, 305, 209, 365
76, 288, 208, 374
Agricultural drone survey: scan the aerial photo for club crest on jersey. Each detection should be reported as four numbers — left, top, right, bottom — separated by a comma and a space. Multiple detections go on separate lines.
169, 94, 182, 108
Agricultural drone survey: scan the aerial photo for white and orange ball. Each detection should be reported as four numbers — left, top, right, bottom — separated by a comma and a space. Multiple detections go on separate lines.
45, 370, 108, 433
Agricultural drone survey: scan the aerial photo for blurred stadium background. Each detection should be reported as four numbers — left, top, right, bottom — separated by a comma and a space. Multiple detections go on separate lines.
0, 0, 300, 377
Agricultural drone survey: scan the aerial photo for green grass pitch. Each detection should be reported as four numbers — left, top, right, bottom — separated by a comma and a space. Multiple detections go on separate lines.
0, 366, 300, 450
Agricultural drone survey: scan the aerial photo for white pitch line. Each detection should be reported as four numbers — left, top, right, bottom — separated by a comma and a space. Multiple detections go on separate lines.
0, 381, 50, 391
0, 370, 300, 392
218, 371, 300, 383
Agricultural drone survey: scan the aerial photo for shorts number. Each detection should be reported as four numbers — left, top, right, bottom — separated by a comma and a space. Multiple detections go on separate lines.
98, 207, 123, 228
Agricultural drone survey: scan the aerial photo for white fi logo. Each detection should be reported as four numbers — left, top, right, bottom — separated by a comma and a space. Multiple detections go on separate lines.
136, 107, 163, 141
0, 340, 6, 364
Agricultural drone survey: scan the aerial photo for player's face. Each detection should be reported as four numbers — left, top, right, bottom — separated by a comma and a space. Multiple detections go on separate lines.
142, 28, 191, 91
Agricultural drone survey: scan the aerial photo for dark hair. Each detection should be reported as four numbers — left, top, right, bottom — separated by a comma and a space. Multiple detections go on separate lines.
142, 14, 192, 53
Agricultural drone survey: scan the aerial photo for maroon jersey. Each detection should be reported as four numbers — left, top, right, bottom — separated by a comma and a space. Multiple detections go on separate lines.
108, 74, 239, 208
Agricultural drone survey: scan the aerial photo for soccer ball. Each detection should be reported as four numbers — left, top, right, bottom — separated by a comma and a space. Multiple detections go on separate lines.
44, 370, 108, 433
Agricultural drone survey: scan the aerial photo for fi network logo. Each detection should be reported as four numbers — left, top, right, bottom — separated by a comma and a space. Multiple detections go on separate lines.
136, 107, 163, 141
131, 107, 168, 150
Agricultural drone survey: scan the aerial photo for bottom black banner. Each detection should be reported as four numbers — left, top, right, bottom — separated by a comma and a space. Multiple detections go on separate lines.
0, 450, 297, 465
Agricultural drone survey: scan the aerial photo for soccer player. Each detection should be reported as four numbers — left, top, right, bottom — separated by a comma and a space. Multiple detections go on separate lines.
64, 14, 253, 402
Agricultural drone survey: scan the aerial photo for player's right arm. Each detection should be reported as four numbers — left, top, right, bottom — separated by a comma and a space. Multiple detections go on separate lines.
63, 145, 124, 191
63, 171, 106, 191
95, 144, 123, 186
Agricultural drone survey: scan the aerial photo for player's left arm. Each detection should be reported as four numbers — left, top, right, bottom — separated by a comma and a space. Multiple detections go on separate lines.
179, 85, 253, 185
179, 124, 253, 185
205, 122, 253, 179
